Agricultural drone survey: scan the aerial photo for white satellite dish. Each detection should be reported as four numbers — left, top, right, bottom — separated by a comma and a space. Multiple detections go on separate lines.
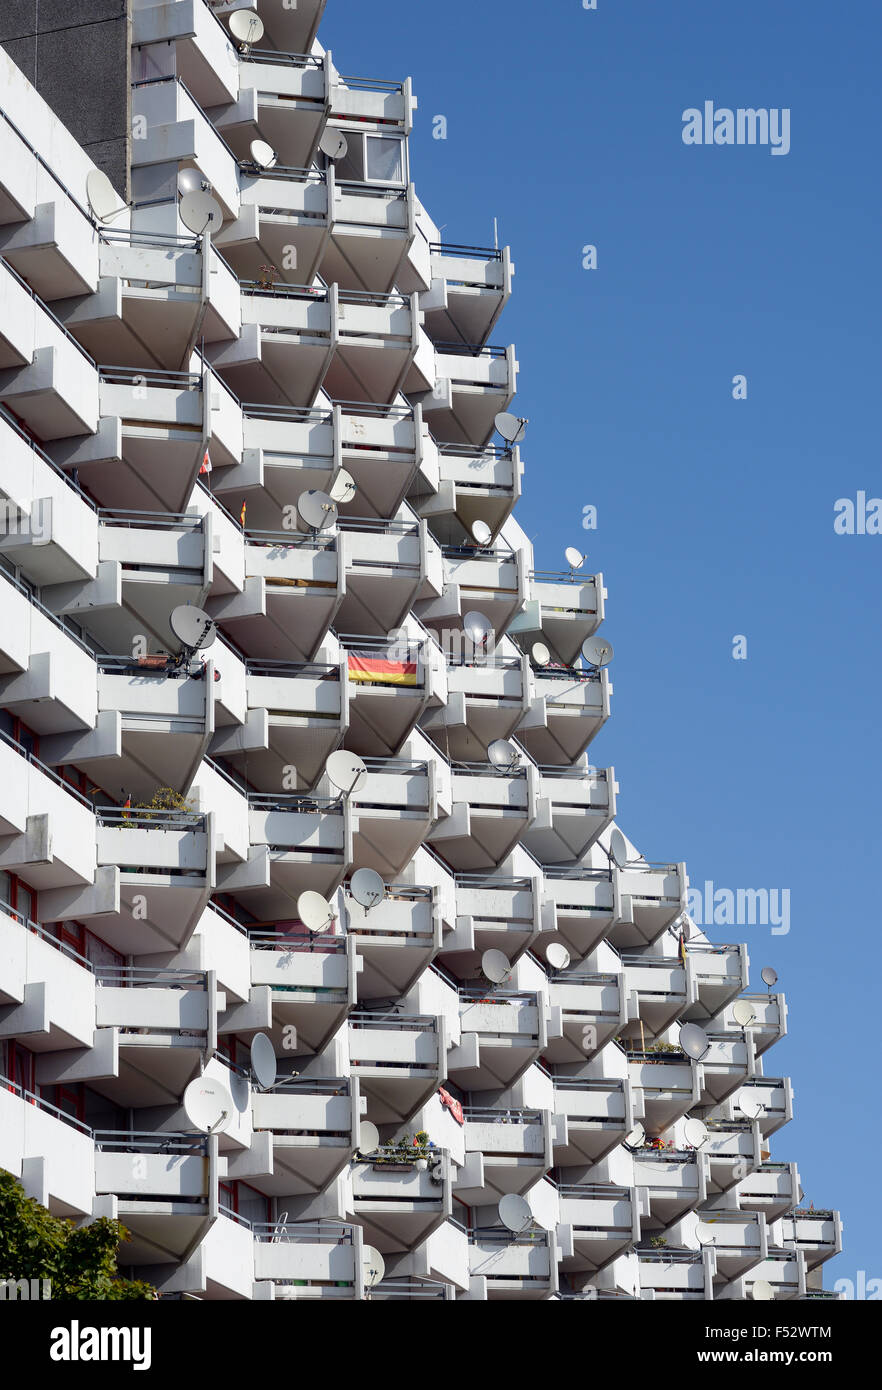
350, 867, 386, 912
499, 1192, 533, 1234
359, 1121, 380, 1154
564, 547, 585, 571
761, 967, 778, 989
679, 1023, 710, 1060
329, 469, 357, 505
326, 750, 368, 796
319, 129, 349, 161
362, 1246, 385, 1289
463, 610, 493, 648
183, 1075, 235, 1134
470, 519, 492, 546
609, 828, 630, 869
228, 7, 264, 44
493, 412, 528, 446
250, 1033, 277, 1090
581, 635, 614, 668
684, 1117, 708, 1150
545, 942, 571, 971
86, 169, 126, 223
733, 999, 756, 1028
531, 642, 551, 665
170, 604, 217, 653
736, 1090, 764, 1121
751, 1279, 774, 1301
623, 1122, 645, 1151
487, 738, 521, 772
250, 138, 278, 170
297, 489, 338, 532
180, 189, 223, 236
177, 167, 205, 196
695, 1220, 717, 1247
297, 890, 337, 935
481, 949, 512, 986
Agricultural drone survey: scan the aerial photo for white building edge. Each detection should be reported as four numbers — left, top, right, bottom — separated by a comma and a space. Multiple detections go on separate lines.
0, 0, 841, 1302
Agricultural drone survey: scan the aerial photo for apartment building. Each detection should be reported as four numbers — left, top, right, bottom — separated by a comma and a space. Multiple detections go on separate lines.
0, 0, 841, 1301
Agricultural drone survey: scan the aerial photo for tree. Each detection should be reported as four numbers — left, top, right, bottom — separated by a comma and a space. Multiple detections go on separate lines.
0, 1170, 155, 1300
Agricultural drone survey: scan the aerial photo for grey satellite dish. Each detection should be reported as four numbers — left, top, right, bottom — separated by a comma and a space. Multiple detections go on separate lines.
183, 1075, 234, 1134
695, 1220, 717, 1247
733, 1000, 756, 1028
326, 749, 368, 796
170, 604, 217, 652
362, 1246, 385, 1289
250, 1033, 277, 1090
297, 890, 337, 935
180, 189, 223, 236
86, 169, 126, 223
623, 1122, 645, 1151
329, 469, 357, 505
250, 138, 278, 170
531, 642, 551, 665
493, 412, 528, 446
581, 635, 614, 668
481, 948, 512, 986
751, 1279, 774, 1302
545, 942, 571, 971
564, 547, 586, 571
297, 488, 338, 532
499, 1192, 533, 1234
319, 129, 349, 161
684, 1117, 708, 1149
228, 7, 264, 44
679, 1023, 710, 1060
609, 828, 630, 869
463, 610, 493, 648
761, 967, 778, 989
487, 737, 521, 772
177, 167, 205, 196
737, 1090, 764, 1121
359, 1121, 380, 1154
350, 867, 386, 912
471, 519, 492, 546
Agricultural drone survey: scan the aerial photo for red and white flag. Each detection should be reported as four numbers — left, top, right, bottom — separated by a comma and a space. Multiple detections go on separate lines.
199, 447, 212, 475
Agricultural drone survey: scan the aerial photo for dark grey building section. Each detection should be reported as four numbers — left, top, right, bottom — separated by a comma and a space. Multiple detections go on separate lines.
0, 1, 132, 199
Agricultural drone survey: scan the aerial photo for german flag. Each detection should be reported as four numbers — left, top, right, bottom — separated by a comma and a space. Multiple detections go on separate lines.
347, 651, 417, 686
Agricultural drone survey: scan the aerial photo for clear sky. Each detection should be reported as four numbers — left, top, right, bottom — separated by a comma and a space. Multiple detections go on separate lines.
323, 0, 881, 1292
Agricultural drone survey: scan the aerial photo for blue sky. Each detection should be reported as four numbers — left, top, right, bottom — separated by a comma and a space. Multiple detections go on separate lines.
324, 0, 881, 1289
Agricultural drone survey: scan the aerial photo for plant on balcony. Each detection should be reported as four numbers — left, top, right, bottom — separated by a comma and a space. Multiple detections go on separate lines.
371, 1131, 433, 1167
133, 786, 196, 821
257, 263, 277, 290
649, 1236, 669, 1249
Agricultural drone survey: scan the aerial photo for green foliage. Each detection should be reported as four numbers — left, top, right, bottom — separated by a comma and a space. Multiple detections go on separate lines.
0, 1170, 155, 1300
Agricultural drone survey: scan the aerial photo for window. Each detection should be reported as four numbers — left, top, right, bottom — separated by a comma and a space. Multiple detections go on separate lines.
365, 135, 403, 183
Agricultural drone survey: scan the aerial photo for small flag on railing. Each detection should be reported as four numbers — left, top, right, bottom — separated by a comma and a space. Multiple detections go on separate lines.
239, 499, 247, 528
199, 447, 212, 475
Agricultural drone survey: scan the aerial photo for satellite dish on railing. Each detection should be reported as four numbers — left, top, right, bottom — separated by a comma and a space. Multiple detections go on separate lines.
481, 949, 513, 986
362, 1246, 385, 1289
751, 1279, 774, 1301
170, 604, 217, 655
297, 890, 337, 935
86, 170, 128, 224
359, 1121, 380, 1155
180, 189, 223, 237
249, 138, 278, 171
487, 738, 521, 773
297, 489, 338, 533
695, 1220, 717, 1247
581, 635, 614, 668
684, 1117, 709, 1150
531, 642, 551, 666
250, 1033, 278, 1090
679, 1023, 710, 1061
319, 128, 349, 161
733, 999, 756, 1028
609, 828, 631, 870
183, 1075, 235, 1134
565, 547, 586, 572
470, 519, 492, 547
736, 1090, 764, 1121
329, 469, 357, 505
326, 750, 368, 797
545, 942, 571, 971
623, 1122, 645, 1152
350, 867, 386, 912
499, 1192, 534, 1234
493, 412, 528, 446
761, 966, 778, 990
228, 7, 264, 47
177, 167, 207, 196
463, 610, 493, 650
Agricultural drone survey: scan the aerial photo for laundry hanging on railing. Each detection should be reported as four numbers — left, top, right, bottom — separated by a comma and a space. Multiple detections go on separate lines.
346, 650, 417, 686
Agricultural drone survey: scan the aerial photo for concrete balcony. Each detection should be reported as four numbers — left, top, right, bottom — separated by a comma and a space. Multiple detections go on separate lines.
94, 1129, 217, 1264
334, 517, 429, 636
633, 1150, 704, 1228
423, 243, 513, 350
459, 1107, 553, 1201
700, 1211, 768, 1283
717, 992, 787, 1056
518, 667, 610, 766
619, 953, 688, 1039
736, 1162, 800, 1222
702, 1119, 761, 1196
0, 1080, 94, 1217
208, 531, 341, 661
421, 654, 529, 763
607, 861, 688, 951
248, 932, 358, 1054
558, 1183, 639, 1275
132, 0, 240, 110
253, 1218, 362, 1300
0, 734, 97, 892
446, 872, 543, 972
131, 77, 239, 221
467, 1227, 557, 1300
552, 1076, 632, 1165
350, 1151, 452, 1255
347, 755, 437, 878
638, 1248, 712, 1300
341, 882, 440, 1001
522, 766, 616, 864
0, 411, 99, 588
250, 1076, 359, 1198
0, 259, 98, 440
698, 1032, 752, 1106
348, 1011, 444, 1126
542, 867, 617, 961
223, 792, 348, 912
417, 543, 526, 641
419, 343, 518, 449
721, 1252, 805, 1302
681, 940, 748, 1024
452, 987, 546, 1090
0, 903, 95, 1054
342, 635, 431, 759
433, 762, 538, 872
212, 0, 326, 55
545, 968, 625, 1064
718, 1077, 793, 1138
0, 188, 97, 302
780, 1210, 842, 1269
418, 440, 523, 545
0, 573, 98, 739
223, 50, 329, 170
511, 571, 606, 668
628, 1051, 702, 1132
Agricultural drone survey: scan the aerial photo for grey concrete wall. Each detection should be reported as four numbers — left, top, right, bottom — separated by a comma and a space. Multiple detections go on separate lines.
0, 1, 131, 199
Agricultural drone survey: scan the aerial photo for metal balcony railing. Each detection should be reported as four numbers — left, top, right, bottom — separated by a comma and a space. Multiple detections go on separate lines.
0, 405, 97, 510
462, 1107, 543, 1124
1, 1073, 92, 1135
97, 506, 204, 531
242, 48, 323, 68
0, 898, 94, 972
93, 1130, 207, 1155
94, 966, 207, 989
98, 366, 202, 391
96, 807, 207, 830
0, 555, 98, 655
435, 341, 507, 359
429, 242, 503, 261
253, 1220, 355, 1245
248, 931, 346, 953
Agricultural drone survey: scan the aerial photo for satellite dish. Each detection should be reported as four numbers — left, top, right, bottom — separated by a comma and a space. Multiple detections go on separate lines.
296, 890, 337, 935
297, 489, 338, 532
564, 547, 585, 571
737, 1090, 764, 1121
733, 1000, 756, 1028
684, 1117, 708, 1149
463, 610, 493, 648
581, 635, 614, 668
487, 737, 521, 772
250, 1033, 277, 1090
481, 949, 512, 986
695, 1220, 717, 1247
761, 967, 778, 989
531, 642, 551, 665
545, 942, 571, 971
170, 604, 217, 652
359, 1121, 380, 1154
319, 129, 349, 161
177, 167, 205, 196
609, 828, 630, 869
250, 138, 278, 170
86, 169, 126, 223
180, 189, 223, 236
470, 519, 492, 546
493, 412, 528, 446
329, 469, 357, 505
623, 1122, 645, 1151
751, 1279, 774, 1302
362, 1246, 385, 1289
326, 750, 368, 796
679, 1023, 710, 1060
228, 7, 264, 44
183, 1075, 235, 1134
499, 1193, 533, 1234
350, 867, 386, 912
